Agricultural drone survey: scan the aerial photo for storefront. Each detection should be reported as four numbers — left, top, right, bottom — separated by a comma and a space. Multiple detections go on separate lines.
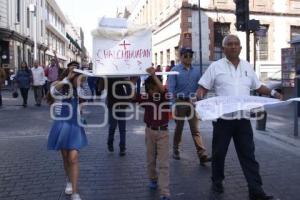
0, 28, 48, 87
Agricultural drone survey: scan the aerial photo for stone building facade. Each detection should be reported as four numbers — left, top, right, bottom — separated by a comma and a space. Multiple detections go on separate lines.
0, 0, 86, 85
128, 0, 300, 78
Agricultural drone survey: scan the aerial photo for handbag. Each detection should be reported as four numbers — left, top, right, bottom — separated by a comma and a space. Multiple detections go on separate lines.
11, 79, 18, 98
12, 91, 18, 98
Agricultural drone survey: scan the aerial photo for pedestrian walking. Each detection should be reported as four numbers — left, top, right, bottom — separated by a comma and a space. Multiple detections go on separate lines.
134, 67, 171, 200
45, 51, 61, 91
98, 77, 131, 156
165, 60, 175, 88
47, 61, 88, 200
86, 62, 98, 101
0, 66, 6, 107
15, 61, 32, 107
135, 76, 141, 96
42, 64, 49, 97
168, 47, 211, 165
197, 34, 281, 200
31, 60, 46, 106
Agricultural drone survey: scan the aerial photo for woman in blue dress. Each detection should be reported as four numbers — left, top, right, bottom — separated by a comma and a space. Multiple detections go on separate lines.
47, 61, 87, 200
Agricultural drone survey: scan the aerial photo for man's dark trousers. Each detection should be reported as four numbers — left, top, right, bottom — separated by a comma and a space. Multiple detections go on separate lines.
212, 118, 264, 194
107, 107, 126, 150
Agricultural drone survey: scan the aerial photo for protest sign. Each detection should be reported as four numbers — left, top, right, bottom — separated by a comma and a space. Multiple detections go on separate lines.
92, 17, 152, 76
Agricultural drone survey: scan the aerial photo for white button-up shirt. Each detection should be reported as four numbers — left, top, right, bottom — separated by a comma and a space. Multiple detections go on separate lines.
31, 66, 46, 86
198, 57, 262, 119
199, 57, 261, 96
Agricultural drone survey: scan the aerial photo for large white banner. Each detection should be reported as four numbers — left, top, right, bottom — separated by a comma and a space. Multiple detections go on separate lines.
195, 96, 300, 121
92, 18, 152, 76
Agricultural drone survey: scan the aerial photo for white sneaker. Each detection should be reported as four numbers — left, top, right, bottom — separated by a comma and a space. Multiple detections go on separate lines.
71, 193, 82, 200
64, 182, 72, 195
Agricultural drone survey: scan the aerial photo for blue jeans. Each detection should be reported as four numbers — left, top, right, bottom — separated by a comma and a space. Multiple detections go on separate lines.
88, 77, 99, 99
107, 107, 126, 150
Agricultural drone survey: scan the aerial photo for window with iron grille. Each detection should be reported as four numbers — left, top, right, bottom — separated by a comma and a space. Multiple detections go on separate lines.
257, 25, 269, 61
160, 51, 163, 65
213, 22, 230, 61
166, 49, 170, 65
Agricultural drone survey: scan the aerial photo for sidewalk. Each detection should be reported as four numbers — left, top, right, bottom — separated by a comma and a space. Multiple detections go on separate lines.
0, 90, 299, 200
253, 103, 300, 157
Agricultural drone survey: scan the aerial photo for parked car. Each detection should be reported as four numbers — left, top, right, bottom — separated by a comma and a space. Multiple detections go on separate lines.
263, 70, 282, 94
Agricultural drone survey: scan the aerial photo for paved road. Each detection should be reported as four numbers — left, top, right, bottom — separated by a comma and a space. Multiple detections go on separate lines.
0, 91, 300, 200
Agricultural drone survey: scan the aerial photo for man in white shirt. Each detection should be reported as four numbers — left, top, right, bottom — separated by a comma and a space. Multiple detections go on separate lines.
197, 35, 281, 200
31, 60, 46, 106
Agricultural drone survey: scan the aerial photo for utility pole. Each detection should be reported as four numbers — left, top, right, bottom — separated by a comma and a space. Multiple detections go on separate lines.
235, 0, 250, 61
235, 0, 259, 62
246, 30, 250, 61
198, 0, 203, 76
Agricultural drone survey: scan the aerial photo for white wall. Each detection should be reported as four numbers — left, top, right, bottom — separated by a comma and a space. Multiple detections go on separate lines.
273, 0, 288, 13
0, 0, 8, 28
152, 16, 181, 66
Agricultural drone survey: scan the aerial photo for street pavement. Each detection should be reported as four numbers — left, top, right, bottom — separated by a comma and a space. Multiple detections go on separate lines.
0, 90, 300, 200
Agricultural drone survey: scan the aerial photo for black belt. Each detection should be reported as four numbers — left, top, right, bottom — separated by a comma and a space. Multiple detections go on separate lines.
147, 125, 168, 131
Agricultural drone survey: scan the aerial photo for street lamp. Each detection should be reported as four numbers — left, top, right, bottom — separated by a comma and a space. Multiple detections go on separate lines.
29, 3, 37, 60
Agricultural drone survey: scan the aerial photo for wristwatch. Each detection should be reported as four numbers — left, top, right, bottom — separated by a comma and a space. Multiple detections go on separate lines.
270, 89, 277, 97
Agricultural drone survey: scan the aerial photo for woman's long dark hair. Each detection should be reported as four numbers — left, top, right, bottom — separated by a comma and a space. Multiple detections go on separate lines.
20, 61, 30, 73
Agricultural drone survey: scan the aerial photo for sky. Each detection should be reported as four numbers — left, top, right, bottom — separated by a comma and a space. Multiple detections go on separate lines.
56, 0, 125, 56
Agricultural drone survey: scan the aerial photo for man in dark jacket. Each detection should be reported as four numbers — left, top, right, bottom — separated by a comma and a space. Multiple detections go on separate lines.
100, 77, 132, 156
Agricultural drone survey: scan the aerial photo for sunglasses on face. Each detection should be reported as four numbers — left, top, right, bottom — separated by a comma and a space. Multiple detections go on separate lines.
183, 53, 193, 58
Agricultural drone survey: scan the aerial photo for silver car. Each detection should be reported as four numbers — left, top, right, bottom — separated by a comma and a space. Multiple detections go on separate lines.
263, 70, 282, 96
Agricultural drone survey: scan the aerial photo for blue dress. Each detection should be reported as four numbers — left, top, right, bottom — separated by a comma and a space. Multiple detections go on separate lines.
47, 97, 88, 151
